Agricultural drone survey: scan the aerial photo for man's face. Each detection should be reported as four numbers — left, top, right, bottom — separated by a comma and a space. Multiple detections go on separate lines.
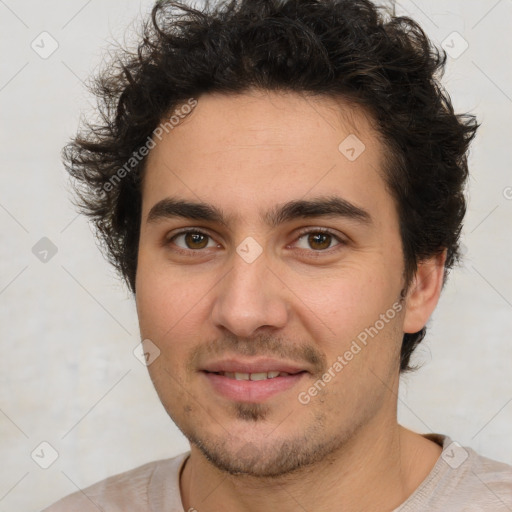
136, 90, 407, 477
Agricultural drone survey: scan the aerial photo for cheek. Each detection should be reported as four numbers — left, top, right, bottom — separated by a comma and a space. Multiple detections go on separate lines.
135, 253, 213, 370
290, 262, 400, 333
287, 260, 404, 383
136, 279, 198, 344
135, 247, 184, 340
135, 269, 194, 395
136, 265, 166, 337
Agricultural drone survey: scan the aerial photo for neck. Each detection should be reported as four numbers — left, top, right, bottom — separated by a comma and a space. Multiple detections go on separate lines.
179, 421, 442, 512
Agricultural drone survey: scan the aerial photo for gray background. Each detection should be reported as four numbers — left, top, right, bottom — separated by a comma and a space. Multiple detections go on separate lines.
0, 1, 511, 510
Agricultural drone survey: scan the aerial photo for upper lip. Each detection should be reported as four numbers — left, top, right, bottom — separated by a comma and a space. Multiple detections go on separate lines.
202, 357, 307, 374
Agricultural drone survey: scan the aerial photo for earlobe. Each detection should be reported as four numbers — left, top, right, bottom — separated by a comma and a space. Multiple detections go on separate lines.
402, 251, 447, 334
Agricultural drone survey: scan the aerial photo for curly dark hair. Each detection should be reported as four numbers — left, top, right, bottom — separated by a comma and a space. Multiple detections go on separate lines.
63, 0, 478, 372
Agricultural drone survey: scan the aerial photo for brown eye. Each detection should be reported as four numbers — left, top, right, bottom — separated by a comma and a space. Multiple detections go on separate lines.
307, 232, 333, 250
184, 232, 209, 249
170, 231, 216, 250
294, 230, 341, 251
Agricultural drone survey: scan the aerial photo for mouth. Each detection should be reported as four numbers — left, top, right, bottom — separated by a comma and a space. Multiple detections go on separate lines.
205, 370, 303, 381
201, 360, 308, 402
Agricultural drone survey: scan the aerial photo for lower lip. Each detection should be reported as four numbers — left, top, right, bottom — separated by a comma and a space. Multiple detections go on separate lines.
202, 371, 306, 403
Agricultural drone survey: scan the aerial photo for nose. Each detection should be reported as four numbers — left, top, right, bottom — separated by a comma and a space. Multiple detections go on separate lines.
211, 251, 289, 338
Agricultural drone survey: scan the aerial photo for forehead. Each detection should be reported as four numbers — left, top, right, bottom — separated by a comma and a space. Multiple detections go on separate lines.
141, 90, 393, 225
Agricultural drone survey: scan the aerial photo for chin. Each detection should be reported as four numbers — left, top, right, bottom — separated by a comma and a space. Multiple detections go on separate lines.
187, 422, 346, 478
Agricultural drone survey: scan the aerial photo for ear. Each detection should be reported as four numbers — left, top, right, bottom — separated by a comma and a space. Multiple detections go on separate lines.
402, 250, 447, 334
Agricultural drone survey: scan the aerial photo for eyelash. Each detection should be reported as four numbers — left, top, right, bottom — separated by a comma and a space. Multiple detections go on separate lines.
165, 227, 346, 256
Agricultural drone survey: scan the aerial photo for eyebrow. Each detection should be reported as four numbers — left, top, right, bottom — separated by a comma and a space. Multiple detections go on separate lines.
146, 196, 372, 227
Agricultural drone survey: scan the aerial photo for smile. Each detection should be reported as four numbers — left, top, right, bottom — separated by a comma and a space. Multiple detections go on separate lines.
211, 371, 292, 380
203, 370, 307, 402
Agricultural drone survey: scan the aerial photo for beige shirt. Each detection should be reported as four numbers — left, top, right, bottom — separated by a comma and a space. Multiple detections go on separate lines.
42, 434, 512, 511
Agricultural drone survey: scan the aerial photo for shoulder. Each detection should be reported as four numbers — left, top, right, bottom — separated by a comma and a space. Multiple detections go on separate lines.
41, 452, 189, 512
402, 434, 512, 511
465, 447, 512, 504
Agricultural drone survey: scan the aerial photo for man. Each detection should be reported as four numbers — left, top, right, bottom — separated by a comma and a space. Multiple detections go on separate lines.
44, 0, 512, 510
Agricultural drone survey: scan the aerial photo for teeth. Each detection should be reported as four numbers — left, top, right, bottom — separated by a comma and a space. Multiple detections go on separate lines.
220, 371, 290, 380
250, 372, 268, 381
